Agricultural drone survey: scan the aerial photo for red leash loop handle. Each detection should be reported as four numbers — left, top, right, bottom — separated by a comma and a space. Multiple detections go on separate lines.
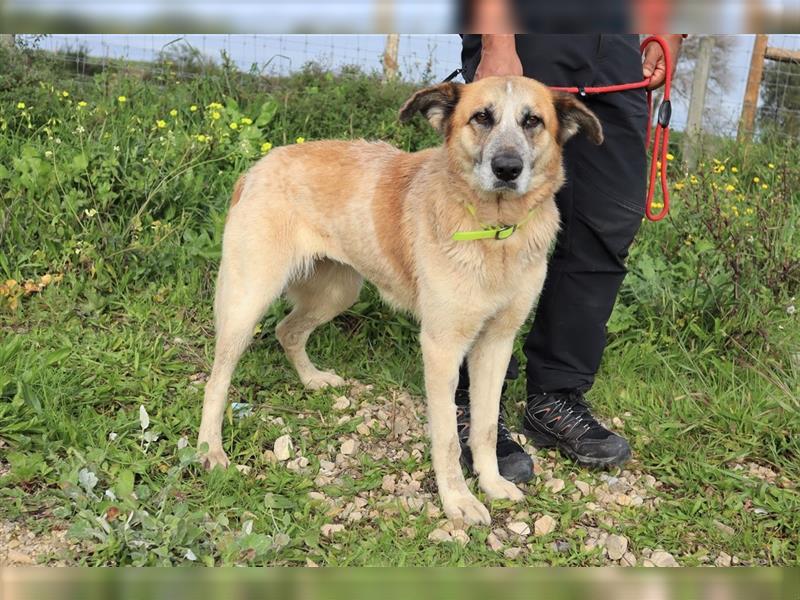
550, 35, 673, 222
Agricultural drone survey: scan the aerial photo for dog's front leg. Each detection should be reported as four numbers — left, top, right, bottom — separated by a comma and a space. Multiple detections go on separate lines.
420, 326, 491, 526
467, 324, 525, 502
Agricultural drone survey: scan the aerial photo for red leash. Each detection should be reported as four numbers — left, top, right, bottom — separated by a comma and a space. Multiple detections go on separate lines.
550, 35, 673, 221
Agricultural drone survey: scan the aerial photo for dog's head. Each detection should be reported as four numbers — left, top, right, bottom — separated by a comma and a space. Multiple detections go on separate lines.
399, 76, 603, 196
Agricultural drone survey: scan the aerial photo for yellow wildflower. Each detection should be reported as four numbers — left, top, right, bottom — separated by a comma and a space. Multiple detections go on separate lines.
190, 105, 198, 112
240, 117, 253, 125
16, 102, 25, 109
731, 166, 738, 173
296, 137, 306, 144
761, 183, 768, 189
674, 182, 685, 190
118, 96, 127, 103
690, 175, 699, 184
170, 109, 178, 117
208, 102, 223, 110
229, 122, 238, 130
78, 101, 87, 108
156, 119, 167, 129
753, 176, 760, 183
666, 153, 674, 161
196, 134, 207, 142
61, 90, 70, 97
261, 141, 273, 154
712, 158, 722, 165
746, 208, 754, 215
724, 184, 735, 192
211, 111, 221, 120
768, 163, 775, 169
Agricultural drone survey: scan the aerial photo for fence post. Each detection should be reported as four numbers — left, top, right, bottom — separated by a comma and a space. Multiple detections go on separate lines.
0, 34, 15, 50
682, 35, 714, 170
383, 34, 400, 82
738, 34, 768, 141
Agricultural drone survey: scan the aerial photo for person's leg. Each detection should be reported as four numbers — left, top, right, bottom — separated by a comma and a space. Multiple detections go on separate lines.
524, 111, 647, 394
522, 36, 648, 466
457, 34, 647, 472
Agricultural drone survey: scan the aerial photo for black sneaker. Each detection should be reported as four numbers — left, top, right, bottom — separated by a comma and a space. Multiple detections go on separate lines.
456, 394, 534, 484
523, 391, 631, 468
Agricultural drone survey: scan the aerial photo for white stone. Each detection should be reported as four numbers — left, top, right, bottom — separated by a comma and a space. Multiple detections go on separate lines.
380, 474, 396, 493
544, 478, 565, 493
428, 528, 452, 543
507, 521, 531, 537
534, 515, 557, 536
320, 523, 345, 538
606, 534, 628, 560
332, 396, 351, 411
451, 530, 470, 546
713, 520, 735, 537
340, 439, 357, 455
715, 552, 732, 567
273, 435, 293, 461
487, 532, 504, 551
650, 550, 679, 567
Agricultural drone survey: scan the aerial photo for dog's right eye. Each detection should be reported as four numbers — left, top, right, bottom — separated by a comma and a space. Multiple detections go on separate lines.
471, 111, 493, 127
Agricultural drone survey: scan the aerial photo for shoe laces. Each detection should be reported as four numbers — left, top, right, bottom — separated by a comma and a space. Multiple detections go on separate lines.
528, 391, 607, 441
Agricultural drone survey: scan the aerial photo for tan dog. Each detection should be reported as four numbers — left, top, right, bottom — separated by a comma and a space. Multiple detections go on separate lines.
198, 76, 602, 525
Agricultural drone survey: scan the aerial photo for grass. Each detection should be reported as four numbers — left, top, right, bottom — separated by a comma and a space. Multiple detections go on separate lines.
0, 45, 798, 566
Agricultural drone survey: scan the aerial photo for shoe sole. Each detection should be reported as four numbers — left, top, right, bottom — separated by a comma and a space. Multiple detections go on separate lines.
523, 428, 631, 469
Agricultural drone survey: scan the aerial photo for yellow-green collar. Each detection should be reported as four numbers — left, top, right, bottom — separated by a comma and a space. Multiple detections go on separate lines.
452, 203, 539, 241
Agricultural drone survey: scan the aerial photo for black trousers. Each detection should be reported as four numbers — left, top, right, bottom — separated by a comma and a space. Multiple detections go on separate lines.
458, 35, 648, 397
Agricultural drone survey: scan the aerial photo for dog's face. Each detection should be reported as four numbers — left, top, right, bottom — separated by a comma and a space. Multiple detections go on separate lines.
399, 76, 603, 196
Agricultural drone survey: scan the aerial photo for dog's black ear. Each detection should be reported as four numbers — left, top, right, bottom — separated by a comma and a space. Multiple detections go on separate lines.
399, 82, 462, 135
552, 92, 604, 145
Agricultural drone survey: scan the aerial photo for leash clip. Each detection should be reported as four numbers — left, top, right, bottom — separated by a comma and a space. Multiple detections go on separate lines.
494, 225, 517, 240
657, 99, 672, 127
441, 68, 463, 83
578, 85, 587, 97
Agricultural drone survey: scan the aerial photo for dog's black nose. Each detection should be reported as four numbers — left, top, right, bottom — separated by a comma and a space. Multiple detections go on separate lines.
491, 153, 523, 182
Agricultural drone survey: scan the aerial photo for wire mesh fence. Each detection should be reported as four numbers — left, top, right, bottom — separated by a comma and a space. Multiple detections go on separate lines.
16, 34, 800, 138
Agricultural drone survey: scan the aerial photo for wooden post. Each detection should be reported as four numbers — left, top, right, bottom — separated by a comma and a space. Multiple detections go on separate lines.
382, 34, 400, 82
682, 35, 714, 170
738, 34, 769, 140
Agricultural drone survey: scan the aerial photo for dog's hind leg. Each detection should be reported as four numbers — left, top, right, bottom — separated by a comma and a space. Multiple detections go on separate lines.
277, 259, 363, 390
198, 241, 298, 470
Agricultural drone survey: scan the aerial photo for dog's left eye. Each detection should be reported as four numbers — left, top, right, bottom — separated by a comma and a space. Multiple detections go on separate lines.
523, 114, 542, 129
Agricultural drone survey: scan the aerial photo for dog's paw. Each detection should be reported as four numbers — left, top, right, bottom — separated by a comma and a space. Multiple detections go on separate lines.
302, 370, 346, 390
480, 476, 525, 502
200, 446, 231, 471
442, 492, 491, 526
